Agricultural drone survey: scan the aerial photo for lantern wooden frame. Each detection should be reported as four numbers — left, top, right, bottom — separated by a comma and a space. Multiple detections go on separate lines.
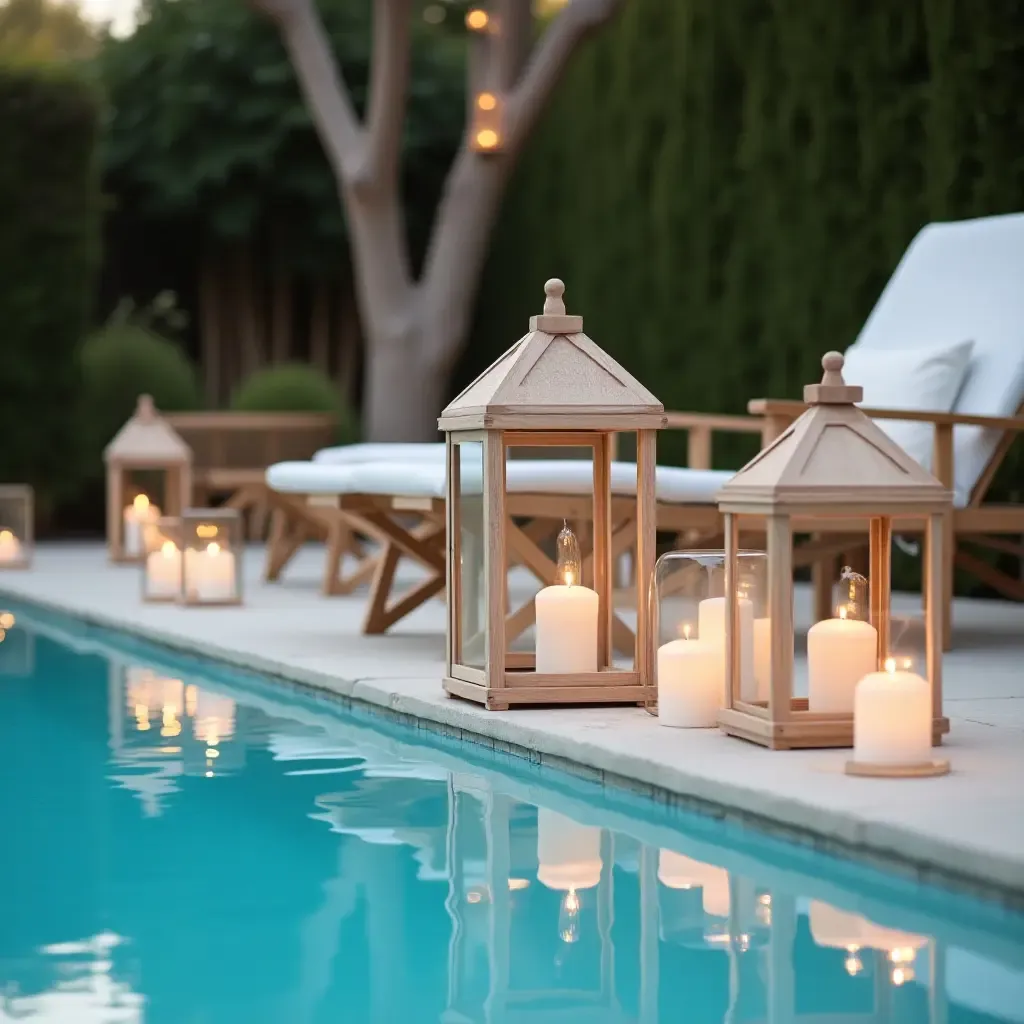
104, 395, 192, 563
439, 279, 664, 710
0, 484, 33, 570
717, 352, 952, 750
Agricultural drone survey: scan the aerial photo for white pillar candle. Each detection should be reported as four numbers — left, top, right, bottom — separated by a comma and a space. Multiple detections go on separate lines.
145, 540, 182, 599
807, 613, 878, 713
854, 660, 932, 766
535, 584, 599, 674
123, 494, 160, 558
0, 529, 23, 564
698, 596, 755, 701
657, 636, 721, 727
536, 808, 602, 891
184, 543, 237, 603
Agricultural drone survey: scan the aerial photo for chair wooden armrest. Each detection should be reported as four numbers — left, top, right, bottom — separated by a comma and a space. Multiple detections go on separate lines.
747, 398, 1024, 432
662, 411, 764, 469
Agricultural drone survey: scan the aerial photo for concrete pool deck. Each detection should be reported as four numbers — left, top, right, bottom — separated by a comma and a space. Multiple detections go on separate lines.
2, 543, 1023, 903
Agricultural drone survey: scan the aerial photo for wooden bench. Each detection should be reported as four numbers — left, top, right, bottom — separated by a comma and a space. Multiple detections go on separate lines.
165, 411, 337, 538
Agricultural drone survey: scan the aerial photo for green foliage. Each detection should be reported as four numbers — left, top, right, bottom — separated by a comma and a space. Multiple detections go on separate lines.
0, 0, 99, 64
0, 62, 101, 507
231, 363, 358, 443
95, 0, 465, 274
475, 0, 1024, 480
80, 297, 202, 466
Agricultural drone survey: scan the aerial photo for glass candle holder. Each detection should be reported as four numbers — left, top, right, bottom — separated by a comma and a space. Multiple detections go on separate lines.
650, 550, 767, 726
142, 516, 183, 603
0, 485, 33, 570
180, 509, 243, 606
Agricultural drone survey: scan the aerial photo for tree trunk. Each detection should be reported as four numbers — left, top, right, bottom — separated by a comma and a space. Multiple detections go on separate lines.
362, 318, 448, 441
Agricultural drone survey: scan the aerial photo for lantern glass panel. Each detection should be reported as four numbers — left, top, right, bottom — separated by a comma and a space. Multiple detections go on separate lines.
889, 613, 927, 675
653, 550, 768, 720
0, 485, 32, 569
455, 439, 486, 669
180, 510, 242, 605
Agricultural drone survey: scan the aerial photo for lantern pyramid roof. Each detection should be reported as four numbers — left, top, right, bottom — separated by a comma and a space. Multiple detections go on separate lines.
438, 279, 664, 431
717, 352, 951, 509
104, 394, 192, 464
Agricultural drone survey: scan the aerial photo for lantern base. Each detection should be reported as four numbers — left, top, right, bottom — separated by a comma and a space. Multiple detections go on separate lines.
444, 673, 654, 710
845, 758, 950, 778
0, 559, 31, 571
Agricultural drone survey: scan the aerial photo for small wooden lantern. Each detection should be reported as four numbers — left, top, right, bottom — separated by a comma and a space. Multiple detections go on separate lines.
0, 484, 33, 569
717, 352, 952, 751
439, 278, 664, 710
180, 508, 243, 606
104, 395, 192, 563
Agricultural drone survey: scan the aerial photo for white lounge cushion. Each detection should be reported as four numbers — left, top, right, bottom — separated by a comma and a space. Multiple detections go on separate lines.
841, 340, 974, 474
267, 458, 731, 506
312, 442, 446, 465
854, 212, 1024, 505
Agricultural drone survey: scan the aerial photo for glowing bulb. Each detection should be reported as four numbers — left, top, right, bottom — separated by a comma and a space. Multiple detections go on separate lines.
475, 128, 499, 150
884, 657, 896, 674
555, 522, 582, 587
477, 91, 497, 111
133, 494, 150, 513
559, 888, 581, 944
466, 8, 489, 30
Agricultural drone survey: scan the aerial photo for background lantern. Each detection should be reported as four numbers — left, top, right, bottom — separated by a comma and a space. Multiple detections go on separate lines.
439, 278, 665, 710
104, 395, 192, 563
0, 484, 33, 569
716, 352, 951, 751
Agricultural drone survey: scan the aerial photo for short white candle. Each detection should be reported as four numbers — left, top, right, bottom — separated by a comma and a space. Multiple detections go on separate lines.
535, 584, 598, 674
184, 542, 237, 603
123, 494, 160, 558
698, 596, 755, 701
854, 659, 932, 766
807, 611, 878, 714
145, 540, 182, 599
0, 529, 23, 564
657, 629, 721, 728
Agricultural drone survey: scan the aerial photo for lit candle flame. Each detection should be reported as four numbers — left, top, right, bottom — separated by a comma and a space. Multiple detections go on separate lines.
838, 606, 848, 620
133, 494, 150, 513
682, 623, 692, 640
0, 530, 12, 544
161, 540, 176, 558
207, 542, 221, 556
884, 657, 896, 674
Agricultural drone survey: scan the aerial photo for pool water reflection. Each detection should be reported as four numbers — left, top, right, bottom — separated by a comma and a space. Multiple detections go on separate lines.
0, 608, 1022, 1024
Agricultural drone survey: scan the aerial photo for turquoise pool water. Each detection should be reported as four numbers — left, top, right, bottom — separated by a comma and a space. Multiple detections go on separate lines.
1, 605, 1022, 1024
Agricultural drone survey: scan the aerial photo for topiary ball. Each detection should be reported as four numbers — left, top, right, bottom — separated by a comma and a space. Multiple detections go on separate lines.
81, 322, 202, 462
231, 363, 358, 443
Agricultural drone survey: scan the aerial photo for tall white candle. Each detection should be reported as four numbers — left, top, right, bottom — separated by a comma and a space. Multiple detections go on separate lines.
145, 540, 182, 599
0, 529, 23, 564
535, 584, 599, 673
854, 659, 932, 766
698, 596, 755, 701
657, 632, 721, 727
807, 612, 877, 713
123, 494, 160, 558
184, 543, 237, 603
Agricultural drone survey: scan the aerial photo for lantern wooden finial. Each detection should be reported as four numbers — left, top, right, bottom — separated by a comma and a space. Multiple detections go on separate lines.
137, 394, 156, 421
804, 350, 863, 405
543, 278, 566, 315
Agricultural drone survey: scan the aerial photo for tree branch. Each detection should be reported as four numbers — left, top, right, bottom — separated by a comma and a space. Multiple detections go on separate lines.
504, 0, 624, 157
249, 0, 365, 181
363, 0, 414, 188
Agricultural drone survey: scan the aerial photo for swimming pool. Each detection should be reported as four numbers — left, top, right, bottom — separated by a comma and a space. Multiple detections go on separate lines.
0, 603, 1021, 1024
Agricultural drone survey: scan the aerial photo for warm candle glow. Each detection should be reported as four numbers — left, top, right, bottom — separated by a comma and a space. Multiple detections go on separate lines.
161, 540, 176, 558
476, 128, 499, 150
884, 657, 896, 674
0, 530, 11, 544
466, 8, 489, 30
207, 541, 221, 556
477, 91, 497, 111
838, 606, 848, 620
133, 494, 150, 513
196, 523, 219, 539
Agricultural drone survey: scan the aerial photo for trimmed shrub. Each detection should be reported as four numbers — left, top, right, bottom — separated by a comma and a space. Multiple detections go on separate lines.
231, 363, 358, 443
0, 63, 101, 505
80, 317, 202, 465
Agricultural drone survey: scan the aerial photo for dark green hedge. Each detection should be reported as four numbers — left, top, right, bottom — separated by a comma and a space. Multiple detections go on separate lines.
473, 0, 1024, 477
0, 64, 101, 509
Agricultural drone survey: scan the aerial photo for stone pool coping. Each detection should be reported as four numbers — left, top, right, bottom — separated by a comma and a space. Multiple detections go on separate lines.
3, 545, 1023, 906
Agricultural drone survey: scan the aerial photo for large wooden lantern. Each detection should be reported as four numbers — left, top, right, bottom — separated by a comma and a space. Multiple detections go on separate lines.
439, 279, 664, 710
717, 352, 952, 753
104, 395, 192, 563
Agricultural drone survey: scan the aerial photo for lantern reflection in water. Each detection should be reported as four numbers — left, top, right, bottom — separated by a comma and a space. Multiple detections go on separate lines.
536, 809, 603, 944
